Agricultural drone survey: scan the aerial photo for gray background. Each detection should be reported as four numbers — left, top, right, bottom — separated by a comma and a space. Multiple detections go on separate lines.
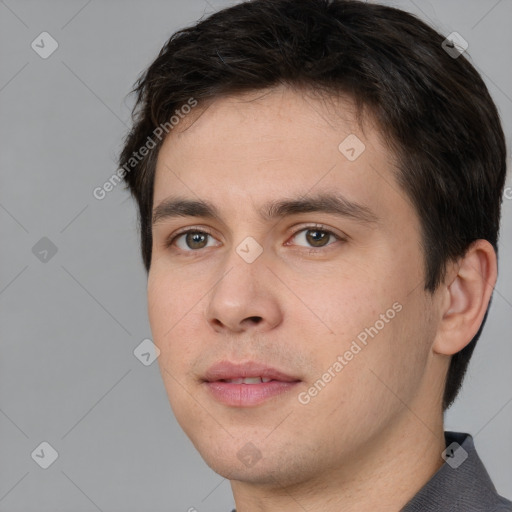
0, 0, 511, 510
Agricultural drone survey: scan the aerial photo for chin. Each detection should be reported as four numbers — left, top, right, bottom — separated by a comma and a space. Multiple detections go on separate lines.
195, 437, 316, 489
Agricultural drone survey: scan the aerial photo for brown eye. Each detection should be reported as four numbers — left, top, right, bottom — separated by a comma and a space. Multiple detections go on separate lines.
184, 232, 209, 250
305, 229, 330, 247
290, 226, 340, 249
168, 230, 218, 251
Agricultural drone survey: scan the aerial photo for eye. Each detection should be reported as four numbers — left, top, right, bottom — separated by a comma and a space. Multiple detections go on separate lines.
167, 229, 219, 252
288, 225, 342, 249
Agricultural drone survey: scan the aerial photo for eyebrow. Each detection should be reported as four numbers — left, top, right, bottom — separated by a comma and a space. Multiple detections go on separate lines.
152, 192, 379, 226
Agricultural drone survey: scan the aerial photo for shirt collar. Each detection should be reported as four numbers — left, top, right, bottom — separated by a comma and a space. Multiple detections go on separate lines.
401, 431, 511, 511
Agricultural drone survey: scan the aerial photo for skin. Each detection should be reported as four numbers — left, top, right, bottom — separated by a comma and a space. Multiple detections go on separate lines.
147, 85, 497, 511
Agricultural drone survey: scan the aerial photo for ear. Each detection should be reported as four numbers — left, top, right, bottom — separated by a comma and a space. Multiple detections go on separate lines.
433, 240, 497, 356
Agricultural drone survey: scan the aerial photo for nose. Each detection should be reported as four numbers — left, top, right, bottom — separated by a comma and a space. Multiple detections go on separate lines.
204, 246, 283, 334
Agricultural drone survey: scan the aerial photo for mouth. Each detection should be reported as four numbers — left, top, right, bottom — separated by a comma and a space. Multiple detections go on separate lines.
218, 377, 277, 384
202, 360, 301, 407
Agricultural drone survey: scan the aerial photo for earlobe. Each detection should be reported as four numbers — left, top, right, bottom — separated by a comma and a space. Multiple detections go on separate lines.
433, 240, 497, 356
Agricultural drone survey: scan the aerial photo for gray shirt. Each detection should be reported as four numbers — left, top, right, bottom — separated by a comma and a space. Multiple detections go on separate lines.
401, 431, 512, 511
230, 431, 512, 511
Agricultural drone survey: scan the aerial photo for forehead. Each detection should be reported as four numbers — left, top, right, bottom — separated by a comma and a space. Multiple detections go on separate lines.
167, 85, 370, 144
152, 86, 408, 224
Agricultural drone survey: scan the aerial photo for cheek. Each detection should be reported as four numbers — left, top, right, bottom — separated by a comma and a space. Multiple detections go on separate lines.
148, 272, 201, 425
296, 309, 427, 454
309, 272, 391, 347
147, 274, 171, 345
148, 264, 196, 331
147, 270, 199, 370
344, 292, 433, 413
302, 265, 429, 403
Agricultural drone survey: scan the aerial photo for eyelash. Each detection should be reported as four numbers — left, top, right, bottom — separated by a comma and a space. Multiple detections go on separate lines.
164, 224, 344, 254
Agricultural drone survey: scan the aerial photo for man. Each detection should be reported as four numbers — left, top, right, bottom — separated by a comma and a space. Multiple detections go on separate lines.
119, 0, 511, 510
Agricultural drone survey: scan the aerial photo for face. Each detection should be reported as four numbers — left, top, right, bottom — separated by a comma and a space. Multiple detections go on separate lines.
148, 86, 442, 487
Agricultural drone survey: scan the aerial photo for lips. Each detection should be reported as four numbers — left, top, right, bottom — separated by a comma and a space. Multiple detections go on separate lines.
202, 360, 301, 407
